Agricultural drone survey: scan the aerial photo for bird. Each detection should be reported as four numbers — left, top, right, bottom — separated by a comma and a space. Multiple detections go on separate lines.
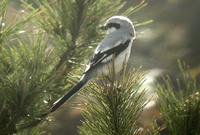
50, 16, 136, 113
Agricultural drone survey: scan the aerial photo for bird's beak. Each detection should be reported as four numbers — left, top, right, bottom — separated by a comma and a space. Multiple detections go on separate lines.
99, 25, 108, 30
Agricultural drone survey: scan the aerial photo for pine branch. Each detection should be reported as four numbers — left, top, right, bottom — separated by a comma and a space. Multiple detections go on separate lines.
156, 61, 200, 135
79, 67, 147, 135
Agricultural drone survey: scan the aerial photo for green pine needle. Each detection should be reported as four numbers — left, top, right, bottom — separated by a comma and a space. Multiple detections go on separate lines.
79, 67, 147, 135
156, 61, 200, 135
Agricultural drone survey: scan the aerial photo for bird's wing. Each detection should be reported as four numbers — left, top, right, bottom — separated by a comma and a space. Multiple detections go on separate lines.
84, 36, 131, 73
94, 32, 125, 54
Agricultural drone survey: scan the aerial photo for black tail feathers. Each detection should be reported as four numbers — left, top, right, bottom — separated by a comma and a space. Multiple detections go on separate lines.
50, 76, 88, 113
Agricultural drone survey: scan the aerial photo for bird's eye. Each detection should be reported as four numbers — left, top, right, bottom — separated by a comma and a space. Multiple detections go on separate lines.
107, 23, 120, 29
99, 22, 120, 30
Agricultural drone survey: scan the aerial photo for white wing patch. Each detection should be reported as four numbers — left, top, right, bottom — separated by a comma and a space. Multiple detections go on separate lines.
101, 54, 113, 63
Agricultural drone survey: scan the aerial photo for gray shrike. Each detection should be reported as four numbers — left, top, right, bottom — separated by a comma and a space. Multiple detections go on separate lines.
50, 16, 136, 113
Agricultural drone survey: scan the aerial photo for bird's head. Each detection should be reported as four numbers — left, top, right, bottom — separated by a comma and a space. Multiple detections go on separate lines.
100, 16, 135, 38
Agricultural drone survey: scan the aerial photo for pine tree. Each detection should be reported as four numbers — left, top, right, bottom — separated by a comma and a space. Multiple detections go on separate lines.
1, 0, 200, 135
0, 0, 150, 134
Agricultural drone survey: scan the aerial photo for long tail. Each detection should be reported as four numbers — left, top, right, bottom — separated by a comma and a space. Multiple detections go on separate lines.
50, 75, 88, 113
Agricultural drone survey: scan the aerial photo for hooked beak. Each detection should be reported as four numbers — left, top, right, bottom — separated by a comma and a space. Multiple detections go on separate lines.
99, 25, 108, 30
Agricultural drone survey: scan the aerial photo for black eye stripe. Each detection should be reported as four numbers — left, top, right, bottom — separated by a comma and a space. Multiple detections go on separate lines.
107, 23, 120, 29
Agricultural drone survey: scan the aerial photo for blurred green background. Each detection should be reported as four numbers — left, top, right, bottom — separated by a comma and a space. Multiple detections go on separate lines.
8, 0, 200, 134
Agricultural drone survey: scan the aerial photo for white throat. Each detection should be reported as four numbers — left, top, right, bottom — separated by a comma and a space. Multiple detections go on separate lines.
107, 27, 117, 34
